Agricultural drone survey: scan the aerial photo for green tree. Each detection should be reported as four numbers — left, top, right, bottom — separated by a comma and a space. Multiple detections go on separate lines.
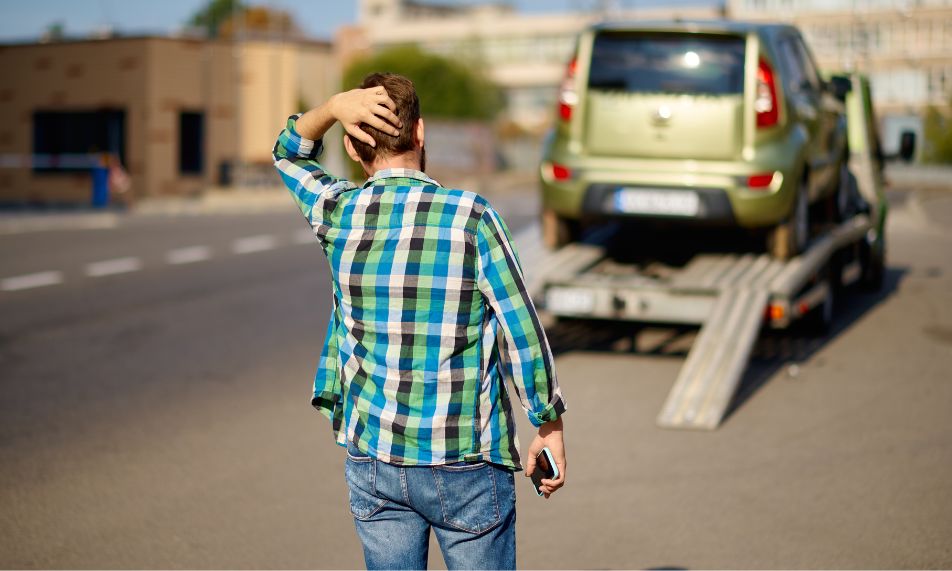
189, 0, 245, 38
217, 5, 303, 39
189, 0, 302, 39
342, 45, 501, 121
922, 97, 952, 164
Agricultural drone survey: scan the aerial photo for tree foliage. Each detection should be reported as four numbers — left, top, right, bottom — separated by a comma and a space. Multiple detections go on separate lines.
922, 97, 952, 164
189, 0, 244, 38
188, 0, 301, 39
342, 45, 501, 121
217, 6, 303, 39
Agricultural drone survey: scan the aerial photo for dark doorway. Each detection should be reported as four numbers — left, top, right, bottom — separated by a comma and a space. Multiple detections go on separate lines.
179, 111, 205, 175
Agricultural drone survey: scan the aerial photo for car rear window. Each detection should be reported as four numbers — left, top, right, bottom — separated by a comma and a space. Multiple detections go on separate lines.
588, 32, 746, 95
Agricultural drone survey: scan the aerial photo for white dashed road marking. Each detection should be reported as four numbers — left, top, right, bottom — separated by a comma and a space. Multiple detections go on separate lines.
85, 257, 143, 277
4, 228, 331, 292
166, 245, 212, 265
1, 271, 64, 291
232, 235, 277, 254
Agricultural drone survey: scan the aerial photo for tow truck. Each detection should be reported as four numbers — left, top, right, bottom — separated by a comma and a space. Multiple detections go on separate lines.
516, 73, 890, 430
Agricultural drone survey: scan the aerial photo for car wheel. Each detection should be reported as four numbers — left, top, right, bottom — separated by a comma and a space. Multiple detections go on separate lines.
542, 209, 581, 249
767, 178, 809, 260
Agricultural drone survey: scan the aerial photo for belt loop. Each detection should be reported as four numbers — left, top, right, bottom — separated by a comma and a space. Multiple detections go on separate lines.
399, 466, 409, 504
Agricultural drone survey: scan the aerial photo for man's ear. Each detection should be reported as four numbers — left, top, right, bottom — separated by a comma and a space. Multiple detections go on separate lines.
415, 118, 425, 149
343, 134, 362, 163
343, 134, 374, 177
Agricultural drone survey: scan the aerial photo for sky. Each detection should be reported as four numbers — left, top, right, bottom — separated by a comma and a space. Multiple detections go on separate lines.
0, 0, 717, 43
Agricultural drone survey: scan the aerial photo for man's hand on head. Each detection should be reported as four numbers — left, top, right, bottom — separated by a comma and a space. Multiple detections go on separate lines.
330, 87, 402, 148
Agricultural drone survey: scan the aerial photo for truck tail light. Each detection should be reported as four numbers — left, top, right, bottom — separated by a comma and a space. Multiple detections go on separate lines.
755, 58, 779, 128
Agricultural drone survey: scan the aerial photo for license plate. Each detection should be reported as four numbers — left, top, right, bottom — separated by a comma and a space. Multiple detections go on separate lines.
614, 188, 700, 216
546, 287, 595, 314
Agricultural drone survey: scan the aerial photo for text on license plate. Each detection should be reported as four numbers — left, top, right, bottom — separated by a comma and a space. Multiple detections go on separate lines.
614, 188, 700, 216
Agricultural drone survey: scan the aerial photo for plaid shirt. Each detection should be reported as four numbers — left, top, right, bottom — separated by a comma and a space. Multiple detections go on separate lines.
273, 115, 564, 469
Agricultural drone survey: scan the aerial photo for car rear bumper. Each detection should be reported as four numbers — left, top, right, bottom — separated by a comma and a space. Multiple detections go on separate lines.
541, 160, 799, 229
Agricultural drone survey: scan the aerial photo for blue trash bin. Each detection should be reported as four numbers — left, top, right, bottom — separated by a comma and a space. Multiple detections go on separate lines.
91, 166, 109, 208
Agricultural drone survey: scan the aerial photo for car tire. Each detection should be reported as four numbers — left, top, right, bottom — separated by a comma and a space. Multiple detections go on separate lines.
542, 209, 581, 249
767, 178, 810, 260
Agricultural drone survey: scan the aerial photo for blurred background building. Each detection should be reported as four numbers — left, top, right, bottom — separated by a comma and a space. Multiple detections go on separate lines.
727, 0, 952, 155
0, 34, 335, 203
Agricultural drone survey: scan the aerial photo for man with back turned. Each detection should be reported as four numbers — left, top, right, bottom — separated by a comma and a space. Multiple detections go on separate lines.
272, 72, 566, 570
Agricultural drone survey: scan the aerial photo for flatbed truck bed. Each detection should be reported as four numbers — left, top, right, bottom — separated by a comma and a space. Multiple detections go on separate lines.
515, 73, 886, 430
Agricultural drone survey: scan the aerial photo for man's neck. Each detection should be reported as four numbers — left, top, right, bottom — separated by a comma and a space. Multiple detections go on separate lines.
369, 153, 421, 174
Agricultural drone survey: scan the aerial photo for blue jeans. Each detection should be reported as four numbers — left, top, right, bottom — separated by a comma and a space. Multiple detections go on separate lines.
344, 443, 516, 570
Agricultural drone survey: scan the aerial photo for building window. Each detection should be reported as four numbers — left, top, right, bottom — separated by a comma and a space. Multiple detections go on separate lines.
32, 109, 125, 173
179, 111, 204, 175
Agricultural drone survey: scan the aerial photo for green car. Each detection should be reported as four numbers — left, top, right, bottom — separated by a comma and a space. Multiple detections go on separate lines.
540, 20, 850, 259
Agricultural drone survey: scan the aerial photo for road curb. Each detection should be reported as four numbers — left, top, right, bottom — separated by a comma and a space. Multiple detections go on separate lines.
0, 211, 120, 235
0, 189, 291, 234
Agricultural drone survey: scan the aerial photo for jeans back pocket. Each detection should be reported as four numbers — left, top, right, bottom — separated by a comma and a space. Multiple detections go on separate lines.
344, 454, 387, 520
431, 463, 503, 534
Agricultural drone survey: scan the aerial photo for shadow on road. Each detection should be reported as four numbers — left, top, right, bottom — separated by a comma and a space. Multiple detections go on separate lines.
543, 265, 908, 425
724, 265, 908, 422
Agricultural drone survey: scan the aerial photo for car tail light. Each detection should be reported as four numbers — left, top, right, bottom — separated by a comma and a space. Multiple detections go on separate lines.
558, 57, 578, 123
755, 58, 779, 128
747, 172, 775, 189
545, 162, 572, 182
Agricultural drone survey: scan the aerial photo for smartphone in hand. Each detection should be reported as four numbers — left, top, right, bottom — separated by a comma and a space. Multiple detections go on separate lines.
530, 447, 559, 496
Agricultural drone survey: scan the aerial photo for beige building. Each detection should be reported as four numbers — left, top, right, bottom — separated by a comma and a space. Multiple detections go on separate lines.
727, 0, 952, 154
0, 35, 336, 205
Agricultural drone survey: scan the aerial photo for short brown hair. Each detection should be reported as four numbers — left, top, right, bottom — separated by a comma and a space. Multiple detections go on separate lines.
349, 73, 420, 165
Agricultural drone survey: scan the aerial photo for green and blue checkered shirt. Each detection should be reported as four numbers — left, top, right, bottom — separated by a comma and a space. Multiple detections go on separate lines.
273, 115, 564, 470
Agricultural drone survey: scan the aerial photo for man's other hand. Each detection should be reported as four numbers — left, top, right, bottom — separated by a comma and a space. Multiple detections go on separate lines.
525, 417, 566, 499
330, 87, 402, 148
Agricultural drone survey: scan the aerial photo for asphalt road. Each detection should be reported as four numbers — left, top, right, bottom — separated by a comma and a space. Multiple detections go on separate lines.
0, 187, 950, 569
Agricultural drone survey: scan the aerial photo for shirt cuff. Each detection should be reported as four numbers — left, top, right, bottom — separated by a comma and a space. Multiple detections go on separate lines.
286, 113, 324, 160
528, 397, 567, 427
311, 390, 339, 420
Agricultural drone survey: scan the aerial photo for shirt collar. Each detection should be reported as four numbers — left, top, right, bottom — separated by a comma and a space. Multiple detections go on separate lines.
363, 168, 441, 188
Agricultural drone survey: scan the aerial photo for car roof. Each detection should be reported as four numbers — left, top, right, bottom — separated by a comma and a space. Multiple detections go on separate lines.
591, 19, 794, 36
